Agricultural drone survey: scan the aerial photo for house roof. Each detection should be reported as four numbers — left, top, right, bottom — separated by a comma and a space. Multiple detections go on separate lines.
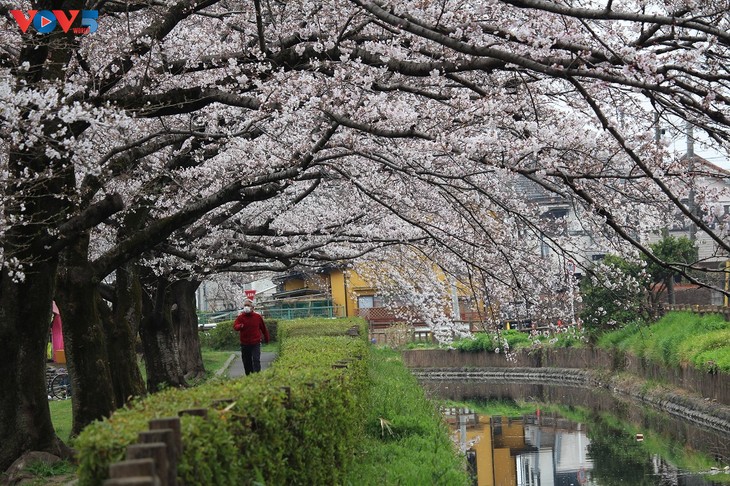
681, 154, 730, 178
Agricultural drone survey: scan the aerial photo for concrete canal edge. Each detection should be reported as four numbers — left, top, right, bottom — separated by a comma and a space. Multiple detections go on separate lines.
403, 349, 730, 436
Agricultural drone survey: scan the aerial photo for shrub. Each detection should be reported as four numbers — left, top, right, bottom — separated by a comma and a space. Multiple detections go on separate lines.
501, 329, 532, 350
265, 319, 278, 342
453, 330, 532, 353
199, 318, 278, 350
547, 327, 588, 348
199, 319, 238, 350
452, 332, 497, 352
75, 319, 370, 486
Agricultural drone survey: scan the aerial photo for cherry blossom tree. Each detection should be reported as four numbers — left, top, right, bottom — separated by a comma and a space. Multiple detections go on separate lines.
1, 0, 729, 470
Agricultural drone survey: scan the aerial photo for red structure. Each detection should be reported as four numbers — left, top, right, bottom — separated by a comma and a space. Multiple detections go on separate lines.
50, 301, 65, 363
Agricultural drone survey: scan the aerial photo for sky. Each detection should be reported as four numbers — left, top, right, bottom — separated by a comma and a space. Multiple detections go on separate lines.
663, 128, 729, 172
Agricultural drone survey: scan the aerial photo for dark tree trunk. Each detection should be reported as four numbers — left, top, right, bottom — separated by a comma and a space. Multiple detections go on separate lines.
100, 285, 146, 407
56, 234, 116, 436
0, 263, 72, 471
666, 277, 676, 304
140, 275, 187, 392
172, 279, 205, 380
0, 100, 77, 467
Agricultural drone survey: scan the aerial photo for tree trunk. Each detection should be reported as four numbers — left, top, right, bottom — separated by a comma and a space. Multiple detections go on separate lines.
666, 277, 676, 305
101, 283, 146, 407
56, 234, 116, 436
172, 279, 205, 380
140, 275, 188, 392
0, 117, 76, 467
0, 263, 72, 470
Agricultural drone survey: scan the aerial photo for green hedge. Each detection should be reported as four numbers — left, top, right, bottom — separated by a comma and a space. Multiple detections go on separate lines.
75, 319, 368, 485
200, 318, 278, 350
276, 316, 368, 341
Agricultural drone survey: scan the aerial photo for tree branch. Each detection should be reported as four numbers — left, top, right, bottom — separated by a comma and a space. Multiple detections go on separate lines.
107, 88, 260, 117
37, 193, 125, 255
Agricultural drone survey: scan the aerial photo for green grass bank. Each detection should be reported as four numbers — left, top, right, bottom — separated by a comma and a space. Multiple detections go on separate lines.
598, 311, 730, 373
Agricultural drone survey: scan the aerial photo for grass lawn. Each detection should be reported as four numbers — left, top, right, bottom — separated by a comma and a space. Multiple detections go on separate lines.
201, 349, 235, 378
49, 398, 73, 443
345, 347, 470, 485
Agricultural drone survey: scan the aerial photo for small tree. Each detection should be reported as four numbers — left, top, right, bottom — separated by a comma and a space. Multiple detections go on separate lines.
579, 255, 650, 339
644, 236, 697, 305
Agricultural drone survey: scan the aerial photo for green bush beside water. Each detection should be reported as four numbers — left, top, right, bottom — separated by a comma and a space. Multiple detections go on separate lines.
449, 312, 729, 374
598, 312, 730, 372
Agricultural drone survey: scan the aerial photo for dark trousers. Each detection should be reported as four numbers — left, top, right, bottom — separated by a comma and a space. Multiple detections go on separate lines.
240, 343, 262, 375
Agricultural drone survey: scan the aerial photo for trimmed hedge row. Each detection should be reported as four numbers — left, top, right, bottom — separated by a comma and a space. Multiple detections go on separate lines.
276, 316, 368, 341
199, 318, 279, 350
75, 317, 370, 485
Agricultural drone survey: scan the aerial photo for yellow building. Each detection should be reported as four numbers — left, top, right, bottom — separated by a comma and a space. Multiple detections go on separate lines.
264, 263, 490, 327
262, 267, 379, 320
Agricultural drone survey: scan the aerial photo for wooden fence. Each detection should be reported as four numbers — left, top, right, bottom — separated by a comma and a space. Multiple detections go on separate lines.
662, 303, 730, 320
102, 414, 186, 485
100, 354, 360, 484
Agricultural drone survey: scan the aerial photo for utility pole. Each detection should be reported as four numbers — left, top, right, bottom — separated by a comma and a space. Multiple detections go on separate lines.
687, 121, 697, 243
450, 277, 461, 322
655, 114, 676, 304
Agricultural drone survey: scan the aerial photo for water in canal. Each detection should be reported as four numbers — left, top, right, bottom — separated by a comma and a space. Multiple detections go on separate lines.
426, 380, 729, 486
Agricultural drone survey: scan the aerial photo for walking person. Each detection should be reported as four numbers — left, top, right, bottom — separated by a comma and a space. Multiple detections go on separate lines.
233, 299, 270, 375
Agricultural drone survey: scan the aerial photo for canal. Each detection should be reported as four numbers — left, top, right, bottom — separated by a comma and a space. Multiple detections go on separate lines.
426, 380, 729, 485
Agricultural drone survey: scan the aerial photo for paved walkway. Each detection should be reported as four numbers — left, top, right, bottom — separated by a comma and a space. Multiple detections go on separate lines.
226, 351, 277, 378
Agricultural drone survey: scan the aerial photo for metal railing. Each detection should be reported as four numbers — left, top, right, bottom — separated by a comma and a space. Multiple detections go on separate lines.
197, 310, 238, 325
260, 305, 345, 320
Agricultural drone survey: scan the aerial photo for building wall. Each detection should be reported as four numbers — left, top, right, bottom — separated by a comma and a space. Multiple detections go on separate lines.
331, 268, 373, 317
283, 278, 306, 292
330, 270, 351, 317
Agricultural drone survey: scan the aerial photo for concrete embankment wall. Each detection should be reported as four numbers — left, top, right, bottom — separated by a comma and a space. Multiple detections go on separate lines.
401, 348, 730, 406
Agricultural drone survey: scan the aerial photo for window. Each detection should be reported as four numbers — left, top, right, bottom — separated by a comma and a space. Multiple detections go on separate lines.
541, 208, 569, 236
357, 296, 375, 309
540, 237, 550, 258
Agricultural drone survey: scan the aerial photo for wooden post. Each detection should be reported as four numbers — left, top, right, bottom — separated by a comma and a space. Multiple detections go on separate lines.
178, 408, 208, 418
149, 418, 182, 460
127, 443, 169, 486
138, 430, 177, 486
108, 458, 158, 482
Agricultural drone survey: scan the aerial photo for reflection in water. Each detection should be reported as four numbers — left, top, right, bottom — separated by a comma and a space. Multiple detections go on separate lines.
434, 380, 729, 486
447, 410, 595, 486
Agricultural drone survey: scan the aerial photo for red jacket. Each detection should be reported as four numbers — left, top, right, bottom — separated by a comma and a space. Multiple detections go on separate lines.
233, 311, 270, 345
